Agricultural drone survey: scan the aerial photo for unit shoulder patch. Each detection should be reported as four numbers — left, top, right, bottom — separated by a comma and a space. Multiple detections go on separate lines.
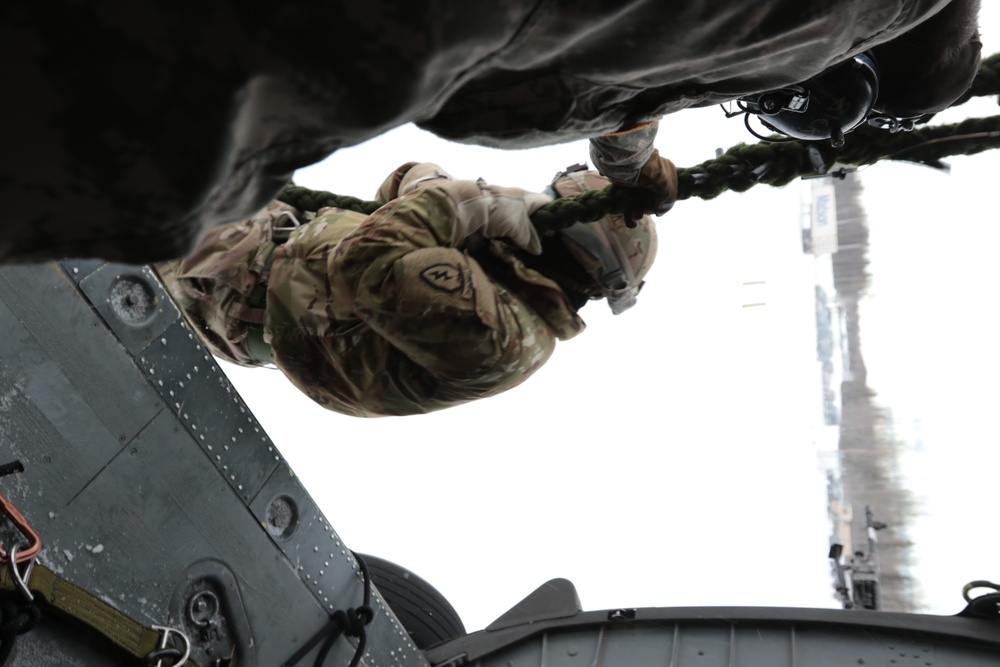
419, 263, 464, 294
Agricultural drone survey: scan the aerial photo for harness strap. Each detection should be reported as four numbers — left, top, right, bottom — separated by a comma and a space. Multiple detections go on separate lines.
242, 238, 280, 365
241, 207, 331, 365
0, 563, 200, 666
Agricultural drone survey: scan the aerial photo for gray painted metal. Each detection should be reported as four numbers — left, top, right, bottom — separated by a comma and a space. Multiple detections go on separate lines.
2, 259, 998, 667
429, 580, 1000, 667
0, 261, 426, 667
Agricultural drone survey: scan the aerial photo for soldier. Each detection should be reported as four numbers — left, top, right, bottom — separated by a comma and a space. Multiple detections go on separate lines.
157, 162, 663, 417
0, 0, 980, 263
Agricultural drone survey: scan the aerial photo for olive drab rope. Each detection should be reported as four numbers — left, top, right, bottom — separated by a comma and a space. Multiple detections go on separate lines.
954, 52, 1000, 105
277, 186, 383, 217
276, 51, 1000, 234
672, 114, 1000, 200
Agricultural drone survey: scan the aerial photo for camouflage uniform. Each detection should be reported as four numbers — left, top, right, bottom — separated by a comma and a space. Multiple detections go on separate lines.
159, 164, 584, 417
2, 0, 966, 263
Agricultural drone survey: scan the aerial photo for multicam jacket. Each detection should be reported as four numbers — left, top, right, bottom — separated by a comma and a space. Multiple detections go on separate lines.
159, 165, 585, 417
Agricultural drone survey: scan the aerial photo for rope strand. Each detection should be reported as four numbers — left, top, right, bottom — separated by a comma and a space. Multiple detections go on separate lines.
952, 52, 1000, 106
275, 53, 1000, 234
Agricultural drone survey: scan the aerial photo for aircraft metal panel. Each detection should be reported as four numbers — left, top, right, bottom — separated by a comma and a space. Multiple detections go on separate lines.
0, 263, 162, 443
78, 263, 179, 358
137, 318, 280, 505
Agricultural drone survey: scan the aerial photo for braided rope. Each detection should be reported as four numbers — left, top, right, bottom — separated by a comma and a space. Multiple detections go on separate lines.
676, 114, 1000, 201
953, 51, 1000, 105
277, 53, 1000, 234
277, 185, 382, 216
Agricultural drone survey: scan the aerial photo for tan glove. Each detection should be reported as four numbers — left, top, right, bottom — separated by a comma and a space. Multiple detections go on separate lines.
608, 149, 679, 224
398, 163, 455, 196
375, 162, 455, 202
436, 180, 551, 254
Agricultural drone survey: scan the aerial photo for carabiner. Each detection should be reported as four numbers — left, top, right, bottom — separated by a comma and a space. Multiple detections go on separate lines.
7, 543, 34, 601
0, 491, 41, 564
273, 210, 302, 232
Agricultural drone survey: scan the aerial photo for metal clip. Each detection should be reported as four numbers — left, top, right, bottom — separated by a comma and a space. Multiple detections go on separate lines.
749, 161, 773, 182
0, 491, 41, 564
273, 210, 302, 233
7, 543, 34, 602
272, 210, 303, 245
150, 625, 192, 667
801, 166, 857, 181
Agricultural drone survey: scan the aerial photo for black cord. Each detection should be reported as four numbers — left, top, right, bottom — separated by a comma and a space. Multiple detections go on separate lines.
0, 462, 23, 479
280, 552, 375, 667
143, 647, 184, 666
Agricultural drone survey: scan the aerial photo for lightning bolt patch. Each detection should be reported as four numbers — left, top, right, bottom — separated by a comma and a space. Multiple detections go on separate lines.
420, 263, 464, 293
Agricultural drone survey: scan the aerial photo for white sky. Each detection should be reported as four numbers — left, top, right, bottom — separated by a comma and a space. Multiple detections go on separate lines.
224, 9, 1000, 633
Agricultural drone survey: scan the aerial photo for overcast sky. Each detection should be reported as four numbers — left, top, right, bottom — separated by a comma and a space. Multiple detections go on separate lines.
223, 9, 1000, 633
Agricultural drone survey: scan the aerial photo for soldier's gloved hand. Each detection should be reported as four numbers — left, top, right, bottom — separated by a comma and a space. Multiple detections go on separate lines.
398, 163, 455, 195
607, 149, 679, 225
436, 180, 551, 254
376, 162, 456, 202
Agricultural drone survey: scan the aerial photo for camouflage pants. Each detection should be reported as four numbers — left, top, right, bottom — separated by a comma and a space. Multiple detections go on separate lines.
156, 201, 302, 367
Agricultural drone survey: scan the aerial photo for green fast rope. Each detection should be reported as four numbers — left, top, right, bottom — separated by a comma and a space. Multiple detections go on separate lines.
673, 114, 1000, 199
277, 187, 383, 216
953, 51, 1000, 105
277, 53, 1000, 234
